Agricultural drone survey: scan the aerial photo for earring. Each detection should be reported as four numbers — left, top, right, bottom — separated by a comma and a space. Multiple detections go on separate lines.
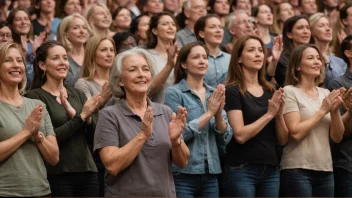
42, 70, 46, 78
297, 67, 301, 71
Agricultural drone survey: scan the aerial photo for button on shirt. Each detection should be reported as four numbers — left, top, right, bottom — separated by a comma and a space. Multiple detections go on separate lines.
164, 79, 232, 174
176, 26, 197, 48
204, 51, 231, 88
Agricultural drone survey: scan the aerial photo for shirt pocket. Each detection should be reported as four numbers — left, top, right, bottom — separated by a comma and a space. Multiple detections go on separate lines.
186, 104, 205, 122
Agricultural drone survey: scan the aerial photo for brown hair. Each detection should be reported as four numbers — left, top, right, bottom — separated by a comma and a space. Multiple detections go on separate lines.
285, 44, 325, 86
194, 14, 219, 43
225, 35, 275, 94
7, 8, 34, 45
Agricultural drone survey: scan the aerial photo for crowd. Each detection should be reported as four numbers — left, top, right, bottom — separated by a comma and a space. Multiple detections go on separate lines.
1, 0, 352, 197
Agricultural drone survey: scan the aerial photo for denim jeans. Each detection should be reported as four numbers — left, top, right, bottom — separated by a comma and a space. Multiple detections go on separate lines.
223, 163, 280, 197
334, 167, 352, 197
280, 169, 334, 197
173, 173, 219, 197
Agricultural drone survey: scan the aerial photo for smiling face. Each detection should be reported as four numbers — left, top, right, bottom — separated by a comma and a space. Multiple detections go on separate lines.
39, 0, 56, 14
95, 39, 115, 69
40, 46, 69, 81
12, 10, 31, 35
288, 18, 311, 46
312, 17, 332, 42
299, 47, 322, 78
0, 47, 25, 87
183, 45, 208, 77
64, 0, 82, 15
90, 5, 112, 29
152, 15, 176, 42
113, 8, 132, 31
200, 17, 224, 46
240, 38, 265, 71
213, 0, 230, 15
66, 17, 89, 45
186, 0, 207, 24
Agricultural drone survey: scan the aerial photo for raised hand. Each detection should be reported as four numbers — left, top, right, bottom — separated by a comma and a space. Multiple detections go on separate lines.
59, 90, 76, 118
24, 105, 43, 135
342, 88, 352, 111
321, 89, 341, 114
32, 32, 46, 55
272, 36, 283, 61
166, 40, 179, 68
99, 82, 112, 108
208, 84, 225, 116
81, 95, 101, 121
216, 84, 226, 117
140, 106, 154, 138
267, 88, 284, 117
169, 106, 187, 144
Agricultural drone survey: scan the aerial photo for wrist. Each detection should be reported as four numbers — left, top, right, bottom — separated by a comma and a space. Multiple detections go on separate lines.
80, 112, 87, 121
34, 132, 45, 143
171, 137, 182, 148
138, 131, 149, 140
265, 112, 275, 119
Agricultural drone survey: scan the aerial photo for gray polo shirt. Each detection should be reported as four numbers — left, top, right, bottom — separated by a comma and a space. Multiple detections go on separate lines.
93, 98, 176, 197
176, 26, 197, 48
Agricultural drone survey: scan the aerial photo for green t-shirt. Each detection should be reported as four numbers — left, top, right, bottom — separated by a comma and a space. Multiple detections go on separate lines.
0, 97, 55, 197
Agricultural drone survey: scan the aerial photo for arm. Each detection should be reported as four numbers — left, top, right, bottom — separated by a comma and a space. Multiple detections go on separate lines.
275, 115, 288, 145
330, 109, 345, 143
267, 58, 279, 78
148, 63, 174, 96
171, 138, 190, 168
342, 111, 352, 136
0, 130, 32, 162
35, 135, 59, 165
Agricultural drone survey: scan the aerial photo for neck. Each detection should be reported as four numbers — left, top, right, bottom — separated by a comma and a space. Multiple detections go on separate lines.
206, 42, 220, 57
0, 83, 22, 102
70, 44, 85, 56
243, 68, 260, 87
219, 16, 226, 26
125, 92, 148, 110
314, 39, 329, 54
155, 39, 171, 53
256, 24, 270, 36
115, 27, 128, 34
94, 66, 110, 83
40, 12, 54, 22
296, 75, 316, 90
95, 27, 108, 36
42, 77, 65, 95
325, 7, 337, 13
187, 22, 195, 32
185, 75, 204, 91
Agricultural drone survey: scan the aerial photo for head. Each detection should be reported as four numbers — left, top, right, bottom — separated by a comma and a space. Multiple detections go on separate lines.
164, 0, 180, 13
341, 34, 352, 65
195, 14, 224, 46
146, 12, 177, 49
272, 2, 295, 34
144, 0, 164, 16
207, 0, 230, 16
57, 14, 93, 53
0, 21, 12, 42
112, 7, 132, 32
226, 10, 254, 40
113, 32, 138, 53
7, 8, 32, 42
252, 5, 273, 27
283, 15, 311, 54
309, 13, 332, 43
110, 48, 156, 98
183, 0, 207, 25
285, 44, 324, 85
322, 0, 339, 9
82, 36, 116, 80
84, 3, 112, 33
174, 42, 208, 83
17, 0, 31, 9
340, 3, 352, 29
59, 0, 83, 17
0, 42, 26, 95
130, 14, 151, 44
32, 41, 69, 89
226, 35, 275, 94
231, 0, 251, 15
299, 0, 318, 16
36, 0, 56, 15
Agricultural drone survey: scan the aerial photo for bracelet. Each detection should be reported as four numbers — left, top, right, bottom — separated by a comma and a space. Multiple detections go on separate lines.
178, 138, 182, 146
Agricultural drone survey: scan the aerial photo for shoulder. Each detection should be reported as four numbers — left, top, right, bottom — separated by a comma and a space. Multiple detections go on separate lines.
26, 88, 44, 99
330, 55, 345, 64
75, 78, 90, 87
317, 86, 330, 96
225, 85, 240, 92
283, 85, 295, 92
166, 83, 182, 93
66, 86, 87, 100
23, 97, 46, 107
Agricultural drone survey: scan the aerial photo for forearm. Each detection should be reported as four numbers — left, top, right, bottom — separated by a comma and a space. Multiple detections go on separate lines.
275, 115, 288, 145
0, 130, 31, 162
171, 139, 190, 168
215, 114, 227, 132
343, 111, 352, 136
36, 135, 59, 165
148, 64, 173, 96
330, 110, 345, 143
266, 58, 278, 77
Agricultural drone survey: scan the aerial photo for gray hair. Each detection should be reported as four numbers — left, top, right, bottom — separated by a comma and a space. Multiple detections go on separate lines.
110, 48, 156, 98
183, 0, 192, 10
225, 10, 247, 29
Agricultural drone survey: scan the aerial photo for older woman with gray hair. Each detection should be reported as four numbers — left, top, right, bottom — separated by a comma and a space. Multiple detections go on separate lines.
93, 47, 190, 197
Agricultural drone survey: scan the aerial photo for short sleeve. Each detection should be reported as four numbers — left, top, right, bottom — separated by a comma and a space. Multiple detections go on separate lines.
42, 104, 55, 136
283, 86, 299, 114
93, 107, 120, 152
74, 79, 93, 99
224, 85, 242, 111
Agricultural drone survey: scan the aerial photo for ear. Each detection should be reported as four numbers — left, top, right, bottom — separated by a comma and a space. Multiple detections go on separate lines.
229, 27, 236, 36
181, 63, 187, 69
184, 9, 191, 18
238, 59, 242, 63
38, 61, 46, 72
342, 18, 349, 26
199, 30, 205, 39
287, 32, 292, 39
344, 49, 352, 59
119, 79, 124, 87
143, 5, 148, 13
152, 28, 158, 36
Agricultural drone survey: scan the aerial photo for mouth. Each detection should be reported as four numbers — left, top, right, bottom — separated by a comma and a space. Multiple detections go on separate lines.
9, 71, 21, 75
254, 60, 262, 63
56, 67, 67, 72
135, 81, 147, 85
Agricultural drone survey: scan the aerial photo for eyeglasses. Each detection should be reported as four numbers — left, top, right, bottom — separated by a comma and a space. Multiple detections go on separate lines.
192, 5, 206, 10
0, 33, 12, 38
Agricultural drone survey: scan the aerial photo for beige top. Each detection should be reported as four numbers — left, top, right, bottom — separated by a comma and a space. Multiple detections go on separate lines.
281, 85, 332, 171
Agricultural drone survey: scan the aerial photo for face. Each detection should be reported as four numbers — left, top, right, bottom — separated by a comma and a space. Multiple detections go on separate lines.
256, 5, 273, 26
183, 45, 208, 77
41, 46, 69, 81
91, 6, 112, 29
0, 48, 25, 87
95, 39, 115, 68
288, 18, 311, 46
312, 17, 332, 42
66, 17, 89, 45
120, 54, 152, 95
64, 0, 82, 15
324, 0, 339, 8
114, 8, 132, 30
301, 0, 318, 16
0, 26, 12, 42
186, 0, 207, 23
233, 0, 251, 15
40, 0, 56, 14
299, 47, 322, 78
145, 0, 164, 15
213, 0, 230, 15
342, 7, 352, 28
164, 0, 179, 13
290, 0, 299, 6
279, 3, 294, 22
240, 39, 265, 71
18, 0, 31, 9
201, 17, 224, 46
119, 36, 137, 53
136, 15, 150, 40
231, 12, 253, 39
12, 10, 31, 35
153, 15, 176, 41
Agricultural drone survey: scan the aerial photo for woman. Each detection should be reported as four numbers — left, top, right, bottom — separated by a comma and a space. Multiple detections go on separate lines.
332, 3, 351, 58
26, 41, 100, 197
112, 32, 138, 54
272, 2, 295, 35
223, 35, 288, 197
84, 3, 113, 37
207, 0, 230, 27
252, 5, 276, 49
146, 12, 178, 103
93, 47, 190, 197
194, 14, 231, 88
0, 42, 59, 197
280, 44, 346, 197
164, 42, 232, 197
32, 0, 61, 39
57, 13, 93, 87
57, 0, 83, 18
268, 15, 311, 86
7, 8, 45, 89
130, 14, 150, 46
309, 13, 347, 86
111, 7, 132, 35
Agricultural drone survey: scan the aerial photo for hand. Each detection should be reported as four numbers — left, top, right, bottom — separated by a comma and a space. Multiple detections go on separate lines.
32, 32, 46, 55
166, 40, 179, 68
169, 106, 187, 145
276, 88, 285, 117
208, 84, 225, 116
338, 30, 347, 44
321, 89, 341, 113
140, 106, 153, 138
216, 84, 226, 117
271, 36, 283, 61
267, 88, 284, 117
24, 105, 43, 135
60, 90, 76, 118
99, 82, 112, 108
342, 88, 352, 111
81, 95, 101, 121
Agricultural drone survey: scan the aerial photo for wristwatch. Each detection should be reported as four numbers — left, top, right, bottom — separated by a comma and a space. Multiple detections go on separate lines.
36, 132, 45, 144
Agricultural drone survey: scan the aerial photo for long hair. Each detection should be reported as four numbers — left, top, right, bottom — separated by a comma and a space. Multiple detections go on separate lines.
7, 8, 34, 45
225, 35, 275, 94
282, 15, 309, 55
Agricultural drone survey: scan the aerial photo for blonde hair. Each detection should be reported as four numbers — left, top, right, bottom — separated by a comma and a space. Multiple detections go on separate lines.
81, 36, 116, 80
57, 14, 93, 54
0, 42, 26, 95
84, 3, 111, 36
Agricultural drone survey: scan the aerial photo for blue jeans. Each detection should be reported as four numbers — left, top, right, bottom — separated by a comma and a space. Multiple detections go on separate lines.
223, 163, 280, 197
334, 167, 352, 197
173, 173, 219, 197
280, 169, 334, 197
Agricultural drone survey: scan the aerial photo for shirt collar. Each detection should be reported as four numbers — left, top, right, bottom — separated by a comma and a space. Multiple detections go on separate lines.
179, 78, 214, 93
184, 26, 195, 37
118, 98, 163, 117
209, 50, 225, 58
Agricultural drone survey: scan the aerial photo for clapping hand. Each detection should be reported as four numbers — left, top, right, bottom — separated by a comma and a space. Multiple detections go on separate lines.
208, 84, 225, 116
99, 82, 112, 108
267, 88, 284, 118
140, 106, 154, 138
321, 89, 341, 113
169, 106, 187, 146
81, 95, 101, 121
59, 90, 76, 118
271, 36, 283, 62
24, 105, 43, 135
342, 88, 352, 112
166, 40, 179, 68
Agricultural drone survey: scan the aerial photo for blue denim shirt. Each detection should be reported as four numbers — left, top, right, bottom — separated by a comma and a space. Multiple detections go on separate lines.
204, 50, 231, 88
164, 79, 232, 174
324, 55, 347, 87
